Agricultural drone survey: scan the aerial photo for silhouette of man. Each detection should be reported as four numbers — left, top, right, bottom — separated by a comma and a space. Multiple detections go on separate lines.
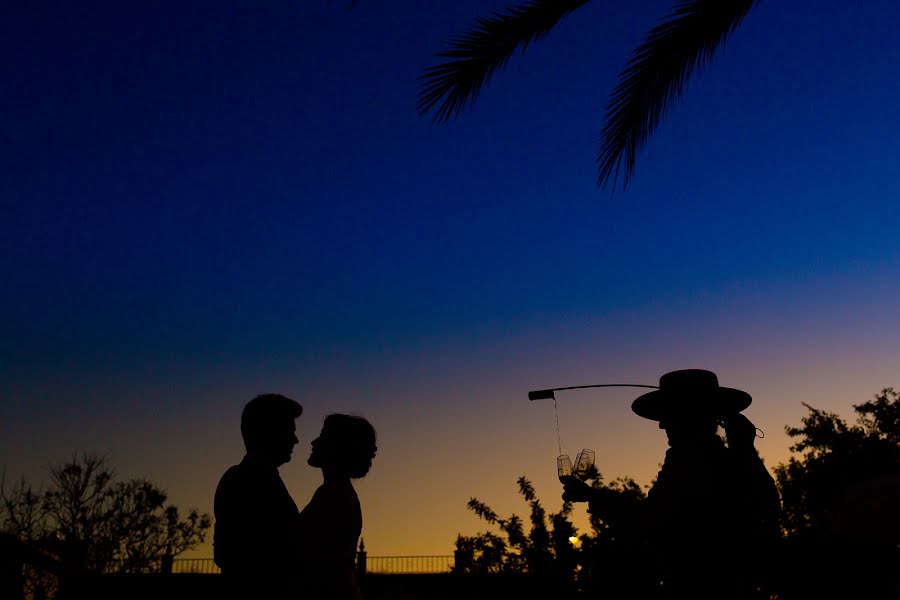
214, 393, 303, 600
564, 370, 779, 600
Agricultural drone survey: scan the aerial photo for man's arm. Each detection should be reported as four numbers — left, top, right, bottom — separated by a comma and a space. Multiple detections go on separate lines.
723, 414, 781, 538
562, 478, 641, 527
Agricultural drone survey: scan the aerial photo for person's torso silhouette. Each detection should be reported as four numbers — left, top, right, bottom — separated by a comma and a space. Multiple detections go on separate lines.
213, 393, 303, 600
296, 414, 376, 600
563, 370, 779, 600
646, 419, 778, 599
640, 371, 779, 600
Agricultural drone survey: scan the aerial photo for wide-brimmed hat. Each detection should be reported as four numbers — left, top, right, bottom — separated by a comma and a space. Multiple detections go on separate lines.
631, 369, 751, 421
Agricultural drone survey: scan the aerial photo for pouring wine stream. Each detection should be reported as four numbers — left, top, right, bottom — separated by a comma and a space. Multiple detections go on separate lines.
530, 383, 661, 483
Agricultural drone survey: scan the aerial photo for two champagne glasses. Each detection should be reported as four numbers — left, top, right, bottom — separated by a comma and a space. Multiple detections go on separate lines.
557, 449, 595, 485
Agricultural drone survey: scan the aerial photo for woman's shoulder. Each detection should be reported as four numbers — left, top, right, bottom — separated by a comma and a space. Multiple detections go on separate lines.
298, 481, 361, 545
305, 481, 356, 511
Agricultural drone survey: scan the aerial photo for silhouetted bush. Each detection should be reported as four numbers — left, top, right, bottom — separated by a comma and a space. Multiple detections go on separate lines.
1, 454, 210, 598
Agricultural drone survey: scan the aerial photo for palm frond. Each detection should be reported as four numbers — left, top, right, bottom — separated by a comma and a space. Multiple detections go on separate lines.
597, 0, 757, 188
418, 0, 591, 123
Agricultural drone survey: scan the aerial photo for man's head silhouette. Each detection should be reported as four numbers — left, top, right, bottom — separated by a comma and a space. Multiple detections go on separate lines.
632, 369, 752, 448
241, 394, 303, 467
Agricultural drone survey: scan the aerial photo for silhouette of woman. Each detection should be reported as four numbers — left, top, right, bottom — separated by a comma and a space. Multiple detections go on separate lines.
296, 414, 377, 600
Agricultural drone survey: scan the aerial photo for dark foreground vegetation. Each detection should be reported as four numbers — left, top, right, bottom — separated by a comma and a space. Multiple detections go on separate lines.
1, 454, 210, 599
450, 390, 899, 599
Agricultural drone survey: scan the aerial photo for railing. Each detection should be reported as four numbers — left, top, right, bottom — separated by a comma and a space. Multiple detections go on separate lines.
171, 559, 221, 574
364, 555, 454, 574
168, 555, 455, 576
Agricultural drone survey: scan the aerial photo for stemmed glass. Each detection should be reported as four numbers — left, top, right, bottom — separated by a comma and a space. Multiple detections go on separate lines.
557, 454, 576, 484
574, 449, 595, 479
558, 449, 595, 484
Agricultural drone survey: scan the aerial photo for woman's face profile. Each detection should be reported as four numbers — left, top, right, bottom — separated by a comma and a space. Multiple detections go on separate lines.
307, 428, 330, 468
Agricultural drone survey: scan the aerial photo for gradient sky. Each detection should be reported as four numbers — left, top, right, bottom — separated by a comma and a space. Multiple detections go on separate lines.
3, 0, 900, 557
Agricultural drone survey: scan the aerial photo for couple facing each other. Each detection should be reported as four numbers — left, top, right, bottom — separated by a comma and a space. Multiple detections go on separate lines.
213, 394, 377, 600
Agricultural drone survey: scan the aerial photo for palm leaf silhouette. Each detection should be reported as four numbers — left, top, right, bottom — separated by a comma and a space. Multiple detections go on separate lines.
417, 0, 591, 123
598, 0, 757, 188
418, 0, 758, 188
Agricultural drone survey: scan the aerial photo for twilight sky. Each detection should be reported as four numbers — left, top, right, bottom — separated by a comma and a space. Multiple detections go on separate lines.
3, 0, 900, 556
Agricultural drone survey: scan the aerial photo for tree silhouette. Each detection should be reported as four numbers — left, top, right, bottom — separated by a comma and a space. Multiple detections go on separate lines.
775, 389, 899, 542
454, 476, 574, 577
774, 390, 899, 597
454, 472, 650, 595
418, 0, 758, 188
576, 473, 656, 598
1, 453, 210, 596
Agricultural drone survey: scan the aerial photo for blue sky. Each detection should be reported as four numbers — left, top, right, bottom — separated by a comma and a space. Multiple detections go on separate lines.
3, 0, 900, 555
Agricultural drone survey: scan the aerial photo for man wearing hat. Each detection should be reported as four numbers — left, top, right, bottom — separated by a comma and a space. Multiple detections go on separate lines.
563, 369, 780, 599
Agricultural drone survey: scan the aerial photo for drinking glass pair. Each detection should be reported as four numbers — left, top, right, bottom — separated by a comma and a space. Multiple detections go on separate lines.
557, 449, 595, 484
